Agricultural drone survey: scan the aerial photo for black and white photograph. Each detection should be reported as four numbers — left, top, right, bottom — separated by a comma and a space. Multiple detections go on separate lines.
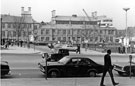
1, 0, 135, 86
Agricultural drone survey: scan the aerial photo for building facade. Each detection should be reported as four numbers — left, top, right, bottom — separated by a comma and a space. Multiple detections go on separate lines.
0, 7, 39, 44
116, 27, 135, 46
38, 11, 117, 44
127, 27, 135, 40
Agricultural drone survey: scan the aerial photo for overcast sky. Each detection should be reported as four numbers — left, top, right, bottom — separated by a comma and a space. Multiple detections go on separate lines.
1, 0, 135, 29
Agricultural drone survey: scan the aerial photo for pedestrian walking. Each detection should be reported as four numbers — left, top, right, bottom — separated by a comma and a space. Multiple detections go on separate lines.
48, 43, 54, 49
5, 42, 8, 49
5, 40, 9, 48
118, 47, 121, 53
100, 49, 119, 86
122, 46, 125, 53
76, 44, 80, 54
20, 40, 23, 47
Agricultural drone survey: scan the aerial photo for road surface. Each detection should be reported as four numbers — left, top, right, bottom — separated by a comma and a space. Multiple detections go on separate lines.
1, 52, 130, 79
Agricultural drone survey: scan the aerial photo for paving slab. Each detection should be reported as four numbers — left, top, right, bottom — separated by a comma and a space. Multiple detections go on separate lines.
1, 46, 41, 54
1, 77, 135, 86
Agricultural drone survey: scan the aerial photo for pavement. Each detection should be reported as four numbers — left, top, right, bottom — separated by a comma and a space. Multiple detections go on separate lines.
1, 77, 135, 86
1, 45, 135, 86
81, 48, 135, 56
1, 46, 41, 54
1, 45, 135, 56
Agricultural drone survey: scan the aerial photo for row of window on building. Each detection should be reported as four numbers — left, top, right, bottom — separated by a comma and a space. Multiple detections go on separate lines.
2, 23, 38, 29
56, 20, 97, 25
40, 29, 115, 35
40, 36, 114, 43
2, 30, 32, 38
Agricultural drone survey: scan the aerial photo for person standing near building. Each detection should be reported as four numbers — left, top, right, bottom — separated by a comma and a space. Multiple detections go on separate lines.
100, 49, 119, 86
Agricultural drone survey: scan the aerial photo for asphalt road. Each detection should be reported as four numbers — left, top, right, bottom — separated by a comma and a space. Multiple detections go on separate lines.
1, 45, 132, 79
1, 53, 129, 79
1, 45, 135, 86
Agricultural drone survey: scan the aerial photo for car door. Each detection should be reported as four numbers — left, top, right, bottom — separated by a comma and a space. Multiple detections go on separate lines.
77, 58, 92, 76
65, 58, 80, 76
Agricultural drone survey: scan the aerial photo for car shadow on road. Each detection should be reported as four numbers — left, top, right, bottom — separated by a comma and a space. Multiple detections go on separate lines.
39, 74, 102, 78
114, 73, 135, 77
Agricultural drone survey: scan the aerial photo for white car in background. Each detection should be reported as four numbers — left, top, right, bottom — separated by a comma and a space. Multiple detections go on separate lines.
61, 44, 77, 52
53, 43, 63, 48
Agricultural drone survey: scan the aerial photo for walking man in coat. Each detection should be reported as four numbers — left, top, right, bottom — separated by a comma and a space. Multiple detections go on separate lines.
100, 49, 119, 86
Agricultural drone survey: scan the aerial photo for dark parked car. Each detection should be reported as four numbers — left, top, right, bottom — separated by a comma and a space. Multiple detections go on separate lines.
113, 61, 135, 76
38, 56, 104, 77
1, 61, 11, 76
47, 48, 69, 61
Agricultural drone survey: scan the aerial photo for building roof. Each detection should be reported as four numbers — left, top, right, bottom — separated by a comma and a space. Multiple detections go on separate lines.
55, 15, 96, 21
1, 14, 38, 23
1, 14, 20, 23
54, 15, 112, 21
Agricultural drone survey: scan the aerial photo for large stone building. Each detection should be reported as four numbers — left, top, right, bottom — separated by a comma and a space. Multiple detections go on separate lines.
116, 27, 135, 46
0, 7, 39, 44
38, 10, 117, 44
127, 27, 135, 39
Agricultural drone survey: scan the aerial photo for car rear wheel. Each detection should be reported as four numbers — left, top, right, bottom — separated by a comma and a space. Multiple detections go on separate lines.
88, 71, 96, 77
133, 71, 135, 76
48, 70, 60, 78
130, 70, 135, 76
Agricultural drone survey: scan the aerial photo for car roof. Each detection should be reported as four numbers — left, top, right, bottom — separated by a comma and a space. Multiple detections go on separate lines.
1, 61, 8, 65
64, 55, 90, 59
62, 55, 98, 64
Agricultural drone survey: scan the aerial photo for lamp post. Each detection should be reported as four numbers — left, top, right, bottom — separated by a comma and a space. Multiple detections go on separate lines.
123, 8, 130, 54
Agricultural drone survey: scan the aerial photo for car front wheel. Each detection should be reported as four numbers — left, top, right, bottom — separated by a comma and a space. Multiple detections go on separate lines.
88, 71, 96, 77
48, 70, 60, 78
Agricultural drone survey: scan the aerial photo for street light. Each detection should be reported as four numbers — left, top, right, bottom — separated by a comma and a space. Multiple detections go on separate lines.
123, 8, 130, 54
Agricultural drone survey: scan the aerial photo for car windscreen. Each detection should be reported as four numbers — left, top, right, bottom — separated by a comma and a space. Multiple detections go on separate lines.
58, 57, 70, 64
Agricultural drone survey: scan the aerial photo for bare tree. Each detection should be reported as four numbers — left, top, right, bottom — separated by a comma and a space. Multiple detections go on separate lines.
81, 23, 99, 51
13, 16, 25, 46
82, 9, 101, 50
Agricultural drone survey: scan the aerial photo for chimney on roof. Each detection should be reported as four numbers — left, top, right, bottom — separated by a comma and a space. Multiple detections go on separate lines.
28, 7, 31, 11
52, 10, 56, 18
21, 7, 24, 11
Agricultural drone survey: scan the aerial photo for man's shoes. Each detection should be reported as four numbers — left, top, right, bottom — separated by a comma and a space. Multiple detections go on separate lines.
113, 82, 119, 86
100, 84, 105, 86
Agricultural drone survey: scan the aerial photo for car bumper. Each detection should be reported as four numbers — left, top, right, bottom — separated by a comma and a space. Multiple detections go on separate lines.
1, 69, 11, 76
113, 65, 126, 73
38, 63, 46, 73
